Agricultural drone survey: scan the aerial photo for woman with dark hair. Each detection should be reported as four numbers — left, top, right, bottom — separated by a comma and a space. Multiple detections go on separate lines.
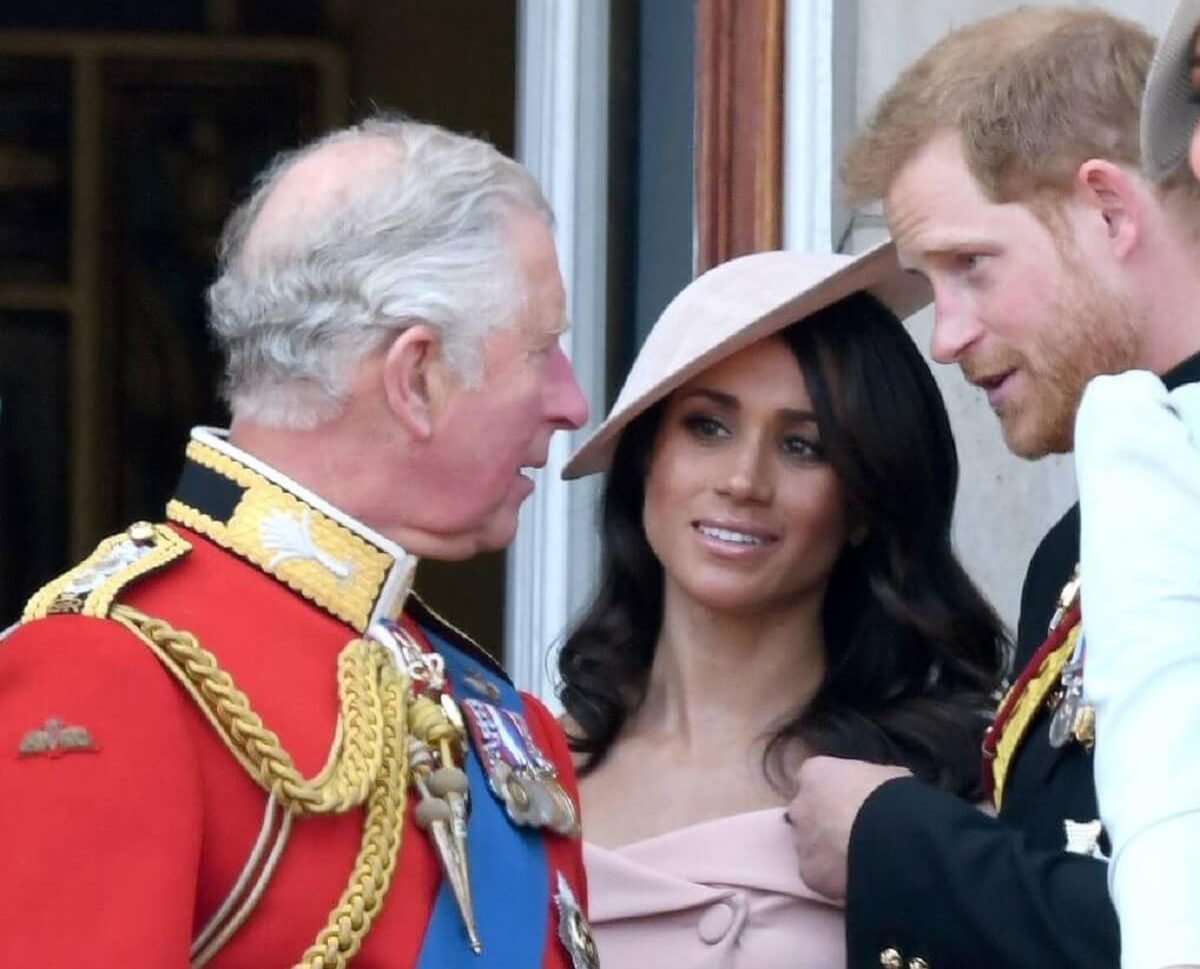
558, 246, 1007, 969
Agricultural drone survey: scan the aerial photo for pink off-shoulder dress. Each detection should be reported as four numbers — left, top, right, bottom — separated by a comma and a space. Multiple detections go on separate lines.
583, 808, 844, 969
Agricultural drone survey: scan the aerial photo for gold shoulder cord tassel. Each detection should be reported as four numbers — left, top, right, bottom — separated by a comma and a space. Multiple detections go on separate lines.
409, 695, 480, 953
110, 605, 479, 968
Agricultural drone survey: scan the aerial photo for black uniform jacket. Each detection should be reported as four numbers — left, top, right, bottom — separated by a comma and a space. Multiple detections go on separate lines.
844, 352, 1200, 969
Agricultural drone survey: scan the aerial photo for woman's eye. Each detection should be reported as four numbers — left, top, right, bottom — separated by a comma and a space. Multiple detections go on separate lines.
782, 435, 822, 460
682, 414, 727, 439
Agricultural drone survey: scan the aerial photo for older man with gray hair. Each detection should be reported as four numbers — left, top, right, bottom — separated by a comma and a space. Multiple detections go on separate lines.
0, 116, 594, 969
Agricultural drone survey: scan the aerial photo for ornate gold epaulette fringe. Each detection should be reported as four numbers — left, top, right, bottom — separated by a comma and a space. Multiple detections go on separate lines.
18, 523, 462, 969
22, 522, 191, 622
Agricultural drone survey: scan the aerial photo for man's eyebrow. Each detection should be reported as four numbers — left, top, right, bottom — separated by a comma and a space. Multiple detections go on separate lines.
914, 233, 995, 256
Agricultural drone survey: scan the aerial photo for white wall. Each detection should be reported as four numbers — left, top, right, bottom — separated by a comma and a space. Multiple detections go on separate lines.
845, 0, 1177, 633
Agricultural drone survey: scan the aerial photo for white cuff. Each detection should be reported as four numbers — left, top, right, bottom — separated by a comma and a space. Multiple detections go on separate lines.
1111, 811, 1200, 969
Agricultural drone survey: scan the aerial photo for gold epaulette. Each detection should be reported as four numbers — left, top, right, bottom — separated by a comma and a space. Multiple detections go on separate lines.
21, 522, 192, 622
18, 518, 429, 968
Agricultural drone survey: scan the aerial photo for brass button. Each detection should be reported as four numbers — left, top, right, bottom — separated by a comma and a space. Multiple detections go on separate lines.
879, 949, 903, 969
908, 959, 930, 969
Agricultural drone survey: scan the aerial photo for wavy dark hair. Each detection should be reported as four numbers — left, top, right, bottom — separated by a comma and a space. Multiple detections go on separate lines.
558, 291, 1008, 798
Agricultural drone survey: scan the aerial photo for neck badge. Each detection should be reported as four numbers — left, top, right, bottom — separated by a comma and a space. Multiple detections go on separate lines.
554, 872, 599, 969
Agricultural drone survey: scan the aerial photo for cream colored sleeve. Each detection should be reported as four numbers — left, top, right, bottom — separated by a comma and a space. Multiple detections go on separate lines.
1076, 370, 1200, 969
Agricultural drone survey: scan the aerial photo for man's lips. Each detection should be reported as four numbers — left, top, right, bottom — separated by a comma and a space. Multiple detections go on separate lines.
969, 369, 1017, 409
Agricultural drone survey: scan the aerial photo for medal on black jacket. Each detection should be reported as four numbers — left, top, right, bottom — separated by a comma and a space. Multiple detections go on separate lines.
1048, 644, 1085, 748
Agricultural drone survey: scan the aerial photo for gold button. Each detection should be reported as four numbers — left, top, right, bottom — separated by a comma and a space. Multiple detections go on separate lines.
879, 949, 903, 969
908, 959, 930, 969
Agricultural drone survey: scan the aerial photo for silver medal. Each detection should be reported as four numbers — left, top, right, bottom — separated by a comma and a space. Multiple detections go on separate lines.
1049, 636, 1086, 749
1048, 685, 1080, 748
555, 872, 599, 969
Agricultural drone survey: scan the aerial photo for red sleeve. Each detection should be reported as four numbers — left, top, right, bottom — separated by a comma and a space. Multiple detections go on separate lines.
518, 692, 591, 969
0, 615, 204, 967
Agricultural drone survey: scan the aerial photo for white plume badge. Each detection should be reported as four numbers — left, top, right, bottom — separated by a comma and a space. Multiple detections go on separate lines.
260, 508, 354, 579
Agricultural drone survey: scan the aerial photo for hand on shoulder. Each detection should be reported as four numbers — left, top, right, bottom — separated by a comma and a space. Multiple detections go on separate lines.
786, 755, 911, 902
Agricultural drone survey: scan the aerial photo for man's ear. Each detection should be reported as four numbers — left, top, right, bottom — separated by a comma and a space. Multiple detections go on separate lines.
1075, 159, 1143, 259
381, 324, 449, 440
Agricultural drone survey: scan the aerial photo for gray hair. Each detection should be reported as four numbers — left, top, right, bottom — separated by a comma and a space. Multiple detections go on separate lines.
207, 115, 554, 428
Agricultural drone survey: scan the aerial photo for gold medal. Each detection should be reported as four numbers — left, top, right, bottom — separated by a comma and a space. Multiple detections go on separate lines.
1072, 704, 1096, 749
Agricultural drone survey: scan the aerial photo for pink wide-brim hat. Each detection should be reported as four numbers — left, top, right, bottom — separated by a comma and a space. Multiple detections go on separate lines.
563, 241, 932, 479
1142, 0, 1200, 181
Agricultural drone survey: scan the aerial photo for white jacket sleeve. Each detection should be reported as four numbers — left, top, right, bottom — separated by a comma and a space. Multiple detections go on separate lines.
1076, 370, 1200, 969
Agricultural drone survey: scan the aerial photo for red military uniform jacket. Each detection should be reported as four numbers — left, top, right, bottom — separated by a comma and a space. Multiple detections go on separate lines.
0, 428, 591, 969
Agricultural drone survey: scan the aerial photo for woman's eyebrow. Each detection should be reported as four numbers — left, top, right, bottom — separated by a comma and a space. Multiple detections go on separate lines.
679, 388, 817, 422
678, 388, 738, 408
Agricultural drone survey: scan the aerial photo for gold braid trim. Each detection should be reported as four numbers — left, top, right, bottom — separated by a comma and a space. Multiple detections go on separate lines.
167, 437, 403, 633
297, 662, 410, 969
110, 606, 417, 968
992, 622, 1080, 809
23, 523, 191, 622
111, 605, 384, 815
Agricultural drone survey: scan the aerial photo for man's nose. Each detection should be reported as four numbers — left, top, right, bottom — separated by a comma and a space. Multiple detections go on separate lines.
547, 346, 589, 430
928, 288, 983, 365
